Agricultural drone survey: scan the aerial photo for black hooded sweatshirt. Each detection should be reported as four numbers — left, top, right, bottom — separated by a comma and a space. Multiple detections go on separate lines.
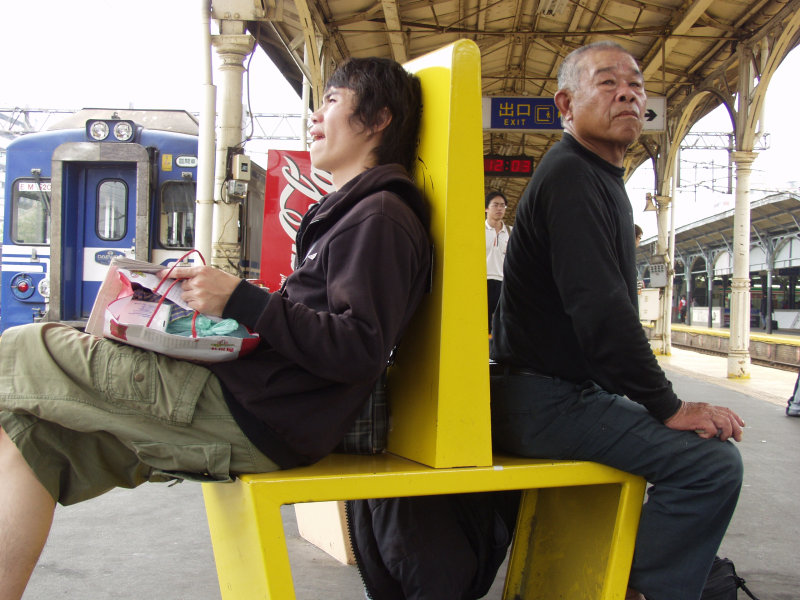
209, 163, 431, 469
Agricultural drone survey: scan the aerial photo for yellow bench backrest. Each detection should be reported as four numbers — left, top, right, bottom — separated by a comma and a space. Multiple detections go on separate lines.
387, 40, 492, 468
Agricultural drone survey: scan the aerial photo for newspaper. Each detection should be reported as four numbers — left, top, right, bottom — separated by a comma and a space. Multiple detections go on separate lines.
114, 260, 192, 312
116, 299, 172, 331
107, 257, 171, 274
85, 258, 196, 336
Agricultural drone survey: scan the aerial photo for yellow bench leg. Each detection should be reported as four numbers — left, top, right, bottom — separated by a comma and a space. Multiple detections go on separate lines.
204, 473, 645, 600
504, 478, 645, 600
203, 481, 297, 600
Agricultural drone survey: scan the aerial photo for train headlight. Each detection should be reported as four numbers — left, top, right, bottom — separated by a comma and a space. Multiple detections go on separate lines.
86, 119, 136, 142
88, 120, 110, 141
113, 121, 134, 141
38, 278, 50, 299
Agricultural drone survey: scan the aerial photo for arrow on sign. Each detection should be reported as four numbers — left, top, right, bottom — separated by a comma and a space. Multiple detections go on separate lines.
644, 109, 657, 122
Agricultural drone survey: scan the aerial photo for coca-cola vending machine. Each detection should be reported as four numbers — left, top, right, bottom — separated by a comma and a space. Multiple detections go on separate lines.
259, 150, 334, 291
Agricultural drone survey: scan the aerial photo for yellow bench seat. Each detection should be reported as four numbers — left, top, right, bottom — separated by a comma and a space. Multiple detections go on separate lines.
203, 452, 646, 599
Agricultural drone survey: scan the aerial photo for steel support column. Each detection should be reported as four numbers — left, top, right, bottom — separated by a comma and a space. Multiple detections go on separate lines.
196, 0, 217, 262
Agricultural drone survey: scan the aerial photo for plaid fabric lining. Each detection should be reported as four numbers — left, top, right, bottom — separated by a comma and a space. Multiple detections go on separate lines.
335, 371, 388, 455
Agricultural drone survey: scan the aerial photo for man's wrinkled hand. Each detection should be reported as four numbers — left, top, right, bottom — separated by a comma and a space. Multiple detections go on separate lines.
158, 266, 241, 317
664, 401, 745, 442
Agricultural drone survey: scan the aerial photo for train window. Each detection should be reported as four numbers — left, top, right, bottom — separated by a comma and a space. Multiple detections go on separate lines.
96, 180, 128, 241
11, 178, 51, 245
160, 181, 196, 249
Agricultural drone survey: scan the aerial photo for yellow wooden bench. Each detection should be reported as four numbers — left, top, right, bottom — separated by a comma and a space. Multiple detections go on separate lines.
202, 40, 646, 600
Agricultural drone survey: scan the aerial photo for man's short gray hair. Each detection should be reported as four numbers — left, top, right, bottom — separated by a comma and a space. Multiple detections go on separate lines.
557, 41, 634, 92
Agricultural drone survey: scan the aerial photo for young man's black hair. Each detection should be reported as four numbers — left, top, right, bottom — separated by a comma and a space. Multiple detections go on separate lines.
325, 57, 422, 173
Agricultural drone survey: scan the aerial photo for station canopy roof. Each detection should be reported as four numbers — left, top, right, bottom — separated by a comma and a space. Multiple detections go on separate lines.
636, 192, 800, 268
243, 0, 800, 208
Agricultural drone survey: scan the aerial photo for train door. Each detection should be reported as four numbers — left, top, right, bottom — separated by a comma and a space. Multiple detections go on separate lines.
74, 165, 138, 318
48, 142, 151, 327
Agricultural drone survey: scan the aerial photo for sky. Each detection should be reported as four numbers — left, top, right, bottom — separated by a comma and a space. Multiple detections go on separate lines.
626, 48, 800, 239
2, 0, 799, 237
0, 0, 305, 158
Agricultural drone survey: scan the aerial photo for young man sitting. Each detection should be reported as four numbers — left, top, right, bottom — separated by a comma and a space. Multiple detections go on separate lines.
0, 56, 431, 600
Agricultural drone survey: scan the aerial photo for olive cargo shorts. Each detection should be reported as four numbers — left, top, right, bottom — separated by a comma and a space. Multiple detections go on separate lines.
0, 322, 278, 505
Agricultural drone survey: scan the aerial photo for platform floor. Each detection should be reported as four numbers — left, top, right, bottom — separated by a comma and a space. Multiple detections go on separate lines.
20, 347, 800, 599
664, 322, 800, 368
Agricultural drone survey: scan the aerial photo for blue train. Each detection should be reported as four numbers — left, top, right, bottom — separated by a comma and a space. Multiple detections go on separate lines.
0, 109, 264, 333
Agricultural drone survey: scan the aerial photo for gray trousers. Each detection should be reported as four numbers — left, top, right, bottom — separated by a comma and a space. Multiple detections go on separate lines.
490, 373, 743, 600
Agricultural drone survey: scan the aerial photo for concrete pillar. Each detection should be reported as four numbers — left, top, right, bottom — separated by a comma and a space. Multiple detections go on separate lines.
683, 261, 692, 325
727, 150, 758, 378
211, 25, 254, 274
649, 132, 678, 356
765, 266, 774, 334
707, 258, 714, 328
651, 195, 672, 355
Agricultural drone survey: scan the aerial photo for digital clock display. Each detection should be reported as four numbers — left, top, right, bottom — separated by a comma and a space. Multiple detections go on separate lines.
483, 154, 534, 177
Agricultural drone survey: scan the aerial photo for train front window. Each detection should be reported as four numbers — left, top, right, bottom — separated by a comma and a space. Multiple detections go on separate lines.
11, 178, 51, 245
160, 181, 196, 249
96, 180, 128, 241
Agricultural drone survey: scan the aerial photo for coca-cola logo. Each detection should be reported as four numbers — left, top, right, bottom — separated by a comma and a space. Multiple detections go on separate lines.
278, 155, 334, 242
261, 150, 335, 291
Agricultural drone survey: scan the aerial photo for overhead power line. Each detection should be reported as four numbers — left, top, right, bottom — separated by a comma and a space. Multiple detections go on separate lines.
681, 132, 770, 151
0, 108, 303, 142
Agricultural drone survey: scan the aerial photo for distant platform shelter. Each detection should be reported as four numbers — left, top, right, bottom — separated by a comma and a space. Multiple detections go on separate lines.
636, 192, 800, 331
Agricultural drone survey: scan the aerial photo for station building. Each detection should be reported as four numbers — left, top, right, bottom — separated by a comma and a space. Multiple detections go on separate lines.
636, 191, 800, 333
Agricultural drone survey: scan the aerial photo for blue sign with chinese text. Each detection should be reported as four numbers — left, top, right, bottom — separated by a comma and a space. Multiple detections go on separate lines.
483, 97, 563, 131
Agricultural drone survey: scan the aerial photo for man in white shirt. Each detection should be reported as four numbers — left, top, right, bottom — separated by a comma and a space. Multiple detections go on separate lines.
485, 190, 511, 332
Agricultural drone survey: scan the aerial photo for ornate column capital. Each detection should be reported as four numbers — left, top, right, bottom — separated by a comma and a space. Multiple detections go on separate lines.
730, 150, 758, 165
212, 33, 255, 66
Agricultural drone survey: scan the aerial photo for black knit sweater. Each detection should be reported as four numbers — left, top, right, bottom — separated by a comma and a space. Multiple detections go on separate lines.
491, 133, 680, 421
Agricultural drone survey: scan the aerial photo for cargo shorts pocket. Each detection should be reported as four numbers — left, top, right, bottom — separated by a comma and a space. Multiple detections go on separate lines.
132, 441, 233, 483
91, 340, 211, 426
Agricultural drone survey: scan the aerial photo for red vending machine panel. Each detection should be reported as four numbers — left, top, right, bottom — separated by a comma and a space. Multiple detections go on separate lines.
260, 150, 334, 291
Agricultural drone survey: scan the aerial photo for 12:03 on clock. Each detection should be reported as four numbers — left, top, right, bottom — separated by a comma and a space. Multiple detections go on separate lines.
483, 154, 534, 177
